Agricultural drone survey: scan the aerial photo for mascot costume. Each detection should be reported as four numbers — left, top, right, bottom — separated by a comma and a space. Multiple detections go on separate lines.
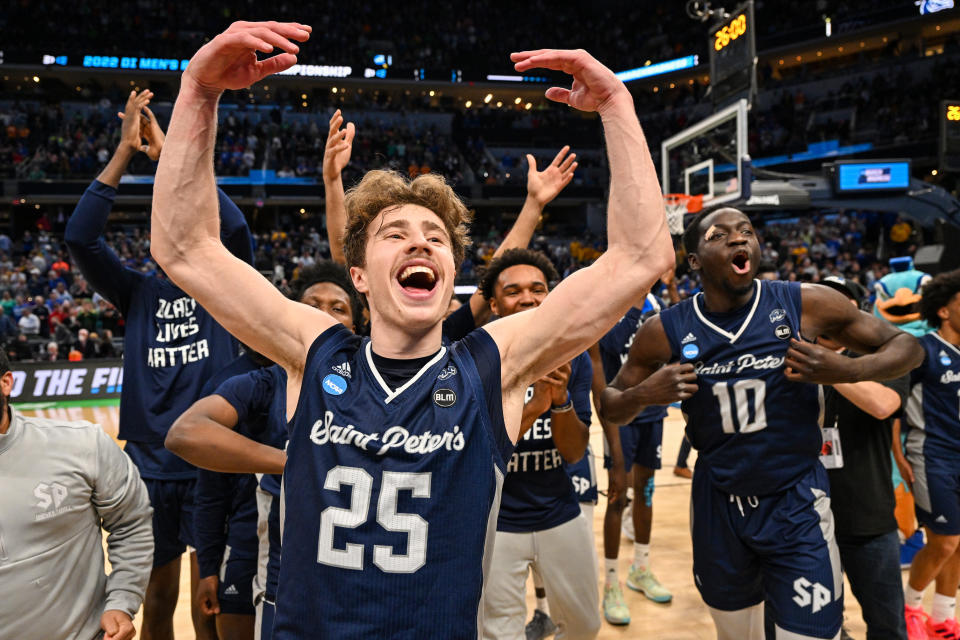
873, 256, 932, 564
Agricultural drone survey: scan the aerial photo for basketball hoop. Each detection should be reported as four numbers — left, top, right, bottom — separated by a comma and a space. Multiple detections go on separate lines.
664, 193, 703, 236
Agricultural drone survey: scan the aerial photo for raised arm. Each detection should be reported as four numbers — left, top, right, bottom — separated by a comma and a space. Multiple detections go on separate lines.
151, 21, 334, 373
784, 284, 924, 384
466, 145, 577, 323
486, 49, 674, 393
600, 316, 697, 425
323, 109, 354, 265
65, 91, 157, 311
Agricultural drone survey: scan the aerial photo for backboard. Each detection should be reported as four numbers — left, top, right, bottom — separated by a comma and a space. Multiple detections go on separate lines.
661, 98, 750, 210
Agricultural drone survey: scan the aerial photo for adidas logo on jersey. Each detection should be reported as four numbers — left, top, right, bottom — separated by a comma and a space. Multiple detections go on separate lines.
936, 515, 949, 524
332, 362, 352, 379
224, 584, 239, 595
681, 332, 697, 344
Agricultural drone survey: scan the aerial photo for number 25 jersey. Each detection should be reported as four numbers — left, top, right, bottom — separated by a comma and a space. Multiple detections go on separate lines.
659, 280, 823, 496
273, 325, 512, 640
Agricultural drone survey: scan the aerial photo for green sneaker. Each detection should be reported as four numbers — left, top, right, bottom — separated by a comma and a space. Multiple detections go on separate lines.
626, 566, 673, 603
603, 583, 631, 625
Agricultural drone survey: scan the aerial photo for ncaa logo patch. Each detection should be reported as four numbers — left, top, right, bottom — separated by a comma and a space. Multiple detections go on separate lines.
775, 325, 792, 340
682, 343, 700, 359
434, 388, 457, 407
322, 374, 347, 396
769, 308, 786, 323
940, 350, 952, 367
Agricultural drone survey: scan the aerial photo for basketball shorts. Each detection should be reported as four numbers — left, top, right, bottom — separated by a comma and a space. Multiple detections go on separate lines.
218, 544, 257, 615
691, 462, 843, 640
567, 444, 598, 505
143, 477, 197, 568
603, 419, 663, 471
906, 433, 960, 535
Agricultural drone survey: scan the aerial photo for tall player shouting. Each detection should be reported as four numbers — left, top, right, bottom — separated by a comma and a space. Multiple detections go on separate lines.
150, 21, 674, 639
602, 207, 921, 640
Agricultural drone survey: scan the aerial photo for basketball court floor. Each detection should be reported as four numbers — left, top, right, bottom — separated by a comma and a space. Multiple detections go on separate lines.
20, 403, 890, 639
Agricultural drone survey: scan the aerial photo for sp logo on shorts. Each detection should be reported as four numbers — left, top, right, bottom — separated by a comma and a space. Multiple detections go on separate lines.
322, 374, 347, 396
434, 388, 456, 407
792, 577, 832, 613
769, 308, 786, 323
775, 325, 792, 340
682, 343, 700, 359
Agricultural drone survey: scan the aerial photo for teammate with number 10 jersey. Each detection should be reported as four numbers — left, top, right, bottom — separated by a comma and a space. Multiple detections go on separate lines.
601, 208, 921, 640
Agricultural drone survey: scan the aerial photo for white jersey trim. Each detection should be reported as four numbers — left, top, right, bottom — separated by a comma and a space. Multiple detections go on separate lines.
692, 280, 762, 344
931, 331, 960, 358
364, 341, 448, 404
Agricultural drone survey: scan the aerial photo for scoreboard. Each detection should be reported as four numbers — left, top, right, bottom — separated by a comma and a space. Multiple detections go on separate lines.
941, 100, 960, 172
708, 0, 756, 106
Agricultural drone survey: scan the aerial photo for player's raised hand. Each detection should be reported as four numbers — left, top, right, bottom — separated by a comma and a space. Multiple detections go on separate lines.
784, 339, 857, 384
510, 49, 628, 114
526, 145, 577, 207
323, 109, 355, 183
184, 21, 311, 92
139, 106, 165, 160
118, 89, 153, 152
634, 363, 698, 405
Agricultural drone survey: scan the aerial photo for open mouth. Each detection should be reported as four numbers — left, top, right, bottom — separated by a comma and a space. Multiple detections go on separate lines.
731, 250, 751, 275
396, 263, 438, 295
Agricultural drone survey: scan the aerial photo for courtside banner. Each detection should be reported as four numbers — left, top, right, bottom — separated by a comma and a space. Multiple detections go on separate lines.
8, 360, 123, 403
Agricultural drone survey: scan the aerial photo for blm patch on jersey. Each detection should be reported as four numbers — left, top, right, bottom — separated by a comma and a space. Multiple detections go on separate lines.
434, 388, 456, 407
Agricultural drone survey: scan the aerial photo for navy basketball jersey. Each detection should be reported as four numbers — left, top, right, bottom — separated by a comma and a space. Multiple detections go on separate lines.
659, 280, 823, 496
497, 351, 592, 532
599, 294, 668, 425
905, 332, 960, 463
273, 326, 511, 639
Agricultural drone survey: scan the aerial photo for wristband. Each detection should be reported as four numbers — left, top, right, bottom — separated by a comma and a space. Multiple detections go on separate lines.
551, 392, 573, 413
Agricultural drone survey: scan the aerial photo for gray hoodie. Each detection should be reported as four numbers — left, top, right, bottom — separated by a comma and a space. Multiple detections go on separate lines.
0, 409, 153, 640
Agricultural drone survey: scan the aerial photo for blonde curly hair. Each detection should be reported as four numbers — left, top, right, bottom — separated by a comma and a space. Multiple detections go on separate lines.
343, 170, 473, 270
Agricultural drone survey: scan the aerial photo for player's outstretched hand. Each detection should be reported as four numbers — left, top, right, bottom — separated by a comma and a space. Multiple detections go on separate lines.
117, 89, 153, 153
635, 363, 698, 405
196, 575, 221, 616
100, 609, 135, 640
510, 49, 629, 114
784, 339, 856, 384
184, 21, 311, 92
527, 145, 577, 207
323, 109, 355, 183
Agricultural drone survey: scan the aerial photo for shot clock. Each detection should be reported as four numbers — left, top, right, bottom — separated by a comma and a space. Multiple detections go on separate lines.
708, 0, 756, 106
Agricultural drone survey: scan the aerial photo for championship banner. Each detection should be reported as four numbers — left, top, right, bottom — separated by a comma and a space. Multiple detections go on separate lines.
8, 360, 123, 403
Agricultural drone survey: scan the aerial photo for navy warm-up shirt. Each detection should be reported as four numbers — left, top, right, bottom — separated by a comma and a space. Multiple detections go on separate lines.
64, 180, 253, 479
497, 351, 592, 532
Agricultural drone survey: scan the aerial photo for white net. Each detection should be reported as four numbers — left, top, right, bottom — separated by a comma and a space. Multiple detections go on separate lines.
664, 196, 691, 236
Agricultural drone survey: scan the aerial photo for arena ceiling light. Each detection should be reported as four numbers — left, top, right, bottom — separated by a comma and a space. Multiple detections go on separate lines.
614, 55, 700, 83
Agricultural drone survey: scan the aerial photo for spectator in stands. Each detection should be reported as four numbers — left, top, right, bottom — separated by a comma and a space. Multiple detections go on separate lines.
0, 306, 18, 343
31, 296, 50, 337
75, 328, 97, 360
94, 330, 117, 359
18, 306, 39, 335
42, 341, 62, 362
51, 316, 73, 352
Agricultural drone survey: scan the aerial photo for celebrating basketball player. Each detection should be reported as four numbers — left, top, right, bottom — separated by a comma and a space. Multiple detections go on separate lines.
151, 21, 673, 638
601, 207, 922, 640
65, 88, 253, 640
902, 269, 960, 640
477, 248, 600, 640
